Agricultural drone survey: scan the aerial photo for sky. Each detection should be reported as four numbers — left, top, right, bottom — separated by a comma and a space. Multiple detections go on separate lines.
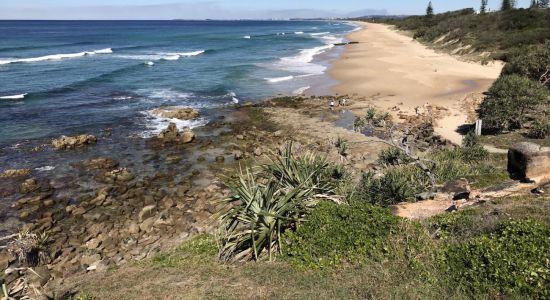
0, 0, 534, 20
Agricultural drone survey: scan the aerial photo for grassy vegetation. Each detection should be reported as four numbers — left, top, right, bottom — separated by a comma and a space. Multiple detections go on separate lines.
358, 137, 503, 205
479, 131, 550, 148
444, 219, 550, 298
283, 201, 400, 269
380, 8, 550, 60
71, 195, 549, 300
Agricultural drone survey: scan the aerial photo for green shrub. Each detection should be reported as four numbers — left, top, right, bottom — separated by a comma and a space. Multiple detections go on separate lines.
377, 146, 414, 167
353, 116, 366, 131
358, 166, 430, 206
430, 148, 492, 183
219, 143, 348, 262
503, 42, 550, 88
365, 107, 377, 123
443, 220, 550, 298
527, 118, 550, 139
283, 201, 400, 269
461, 131, 489, 161
151, 234, 218, 267
479, 74, 548, 131
427, 209, 500, 241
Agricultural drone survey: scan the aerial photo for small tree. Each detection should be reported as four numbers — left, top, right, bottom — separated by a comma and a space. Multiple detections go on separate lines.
530, 0, 539, 8
479, 75, 548, 131
501, 0, 515, 10
426, 1, 434, 17
481, 0, 489, 13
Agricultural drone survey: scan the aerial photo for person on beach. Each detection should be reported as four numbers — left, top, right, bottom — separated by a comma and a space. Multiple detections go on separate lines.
329, 100, 335, 110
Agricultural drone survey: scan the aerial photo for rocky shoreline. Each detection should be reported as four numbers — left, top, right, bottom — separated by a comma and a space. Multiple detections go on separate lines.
4, 94, 540, 299
0, 98, 305, 298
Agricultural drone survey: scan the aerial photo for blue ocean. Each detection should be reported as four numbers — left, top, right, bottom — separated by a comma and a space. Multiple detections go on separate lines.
0, 20, 356, 146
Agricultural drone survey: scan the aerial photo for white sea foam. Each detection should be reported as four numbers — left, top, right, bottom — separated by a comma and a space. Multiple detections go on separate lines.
275, 44, 333, 74
243, 35, 251, 39
145, 61, 155, 66
310, 32, 330, 36
0, 48, 113, 65
265, 75, 294, 83
141, 107, 208, 137
293, 86, 310, 95
319, 34, 344, 45
145, 89, 194, 101
113, 95, 134, 100
116, 50, 204, 62
35, 166, 55, 172
294, 31, 304, 35
94, 48, 113, 54
0, 93, 27, 100
177, 50, 205, 57
228, 92, 240, 104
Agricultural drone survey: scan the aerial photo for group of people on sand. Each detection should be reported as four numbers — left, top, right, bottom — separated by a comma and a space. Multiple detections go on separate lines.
329, 98, 348, 110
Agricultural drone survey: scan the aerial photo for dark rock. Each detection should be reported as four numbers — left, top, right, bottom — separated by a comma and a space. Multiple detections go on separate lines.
52, 134, 97, 150
0, 169, 32, 178
20, 178, 40, 194
233, 150, 244, 160
415, 192, 436, 200
151, 107, 199, 120
441, 178, 471, 199
78, 157, 119, 171
156, 123, 195, 145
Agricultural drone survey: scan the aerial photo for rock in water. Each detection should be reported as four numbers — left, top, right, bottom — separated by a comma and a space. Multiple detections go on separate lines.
157, 123, 195, 144
51, 134, 97, 150
79, 157, 119, 171
182, 129, 195, 143
508, 142, 550, 183
151, 107, 199, 120
0, 168, 32, 178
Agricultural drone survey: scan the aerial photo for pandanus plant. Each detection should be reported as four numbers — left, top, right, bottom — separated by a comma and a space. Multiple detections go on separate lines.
219, 143, 344, 262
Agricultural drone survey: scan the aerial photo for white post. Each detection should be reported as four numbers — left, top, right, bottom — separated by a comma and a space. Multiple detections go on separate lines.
475, 119, 482, 136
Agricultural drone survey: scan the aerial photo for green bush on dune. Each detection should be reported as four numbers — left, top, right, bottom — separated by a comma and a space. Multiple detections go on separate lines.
479, 74, 548, 132
443, 219, 550, 298
358, 166, 431, 205
383, 9, 550, 56
503, 42, 550, 89
283, 201, 400, 269
528, 118, 550, 139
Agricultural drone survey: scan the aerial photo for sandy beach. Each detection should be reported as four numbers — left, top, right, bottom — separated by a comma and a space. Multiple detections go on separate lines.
330, 22, 503, 144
